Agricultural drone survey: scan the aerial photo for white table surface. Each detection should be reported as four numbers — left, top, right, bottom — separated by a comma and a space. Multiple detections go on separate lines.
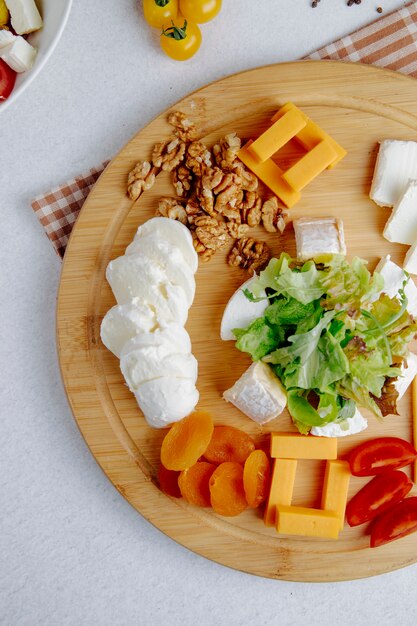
2, 1, 417, 624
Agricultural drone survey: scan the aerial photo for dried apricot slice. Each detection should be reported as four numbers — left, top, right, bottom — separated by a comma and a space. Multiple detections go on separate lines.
209, 461, 247, 516
178, 461, 216, 507
204, 425, 255, 465
160, 411, 214, 471
243, 450, 271, 508
158, 464, 181, 498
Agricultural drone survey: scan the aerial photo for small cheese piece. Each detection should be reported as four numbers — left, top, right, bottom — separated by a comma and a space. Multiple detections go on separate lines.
403, 239, 417, 275
121, 323, 192, 357
134, 377, 199, 428
248, 108, 307, 163
311, 408, 368, 438
121, 349, 198, 391
270, 433, 337, 459
0, 34, 36, 72
395, 353, 417, 400
220, 276, 268, 341
238, 141, 301, 208
100, 300, 157, 358
4, 0, 42, 34
321, 460, 351, 530
383, 180, 417, 245
276, 505, 340, 539
374, 255, 417, 316
223, 362, 287, 424
264, 458, 297, 527
282, 141, 338, 192
293, 217, 346, 261
132, 217, 198, 273
0, 29, 14, 48
370, 140, 417, 207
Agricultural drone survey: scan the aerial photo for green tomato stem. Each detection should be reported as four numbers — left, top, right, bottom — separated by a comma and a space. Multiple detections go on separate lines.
162, 19, 187, 39
155, 0, 170, 7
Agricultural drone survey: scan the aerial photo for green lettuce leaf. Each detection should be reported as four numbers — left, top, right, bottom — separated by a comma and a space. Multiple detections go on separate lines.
265, 297, 317, 326
234, 318, 284, 360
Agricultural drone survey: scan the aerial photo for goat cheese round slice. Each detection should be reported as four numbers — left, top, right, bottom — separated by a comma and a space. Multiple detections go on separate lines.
120, 322, 192, 356
100, 299, 157, 358
134, 377, 199, 428
133, 217, 198, 273
220, 276, 268, 340
125, 251, 195, 307
121, 350, 198, 390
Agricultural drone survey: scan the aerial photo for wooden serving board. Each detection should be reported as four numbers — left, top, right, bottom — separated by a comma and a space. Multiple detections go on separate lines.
57, 61, 417, 582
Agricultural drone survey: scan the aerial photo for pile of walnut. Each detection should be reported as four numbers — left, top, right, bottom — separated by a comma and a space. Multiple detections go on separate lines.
127, 111, 287, 272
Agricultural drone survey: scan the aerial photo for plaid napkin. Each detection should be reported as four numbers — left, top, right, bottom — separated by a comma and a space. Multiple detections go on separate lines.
31, 1, 417, 259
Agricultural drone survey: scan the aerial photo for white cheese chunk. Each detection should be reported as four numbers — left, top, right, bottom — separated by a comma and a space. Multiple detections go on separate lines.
403, 239, 417, 276
374, 255, 417, 316
4, 0, 43, 35
0, 35, 36, 72
100, 300, 157, 358
135, 377, 199, 428
383, 180, 417, 245
293, 217, 346, 261
223, 362, 287, 424
0, 30, 15, 49
121, 349, 198, 391
121, 323, 192, 357
311, 409, 368, 438
370, 140, 417, 207
395, 352, 417, 400
133, 217, 198, 273
220, 276, 268, 341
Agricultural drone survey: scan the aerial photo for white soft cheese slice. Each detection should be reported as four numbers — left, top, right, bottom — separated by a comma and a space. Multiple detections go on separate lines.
120, 323, 192, 357
133, 217, 198, 273
293, 217, 346, 261
121, 349, 198, 391
0, 35, 36, 72
135, 377, 199, 428
100, 299, 157, 358
4, 0, 43, 34
395, 352, 417, 400
374, 255, 417, 316
311, 408, 368, 438
223, 361, 287, 424
383, 180, 417, 245
106, 254, 189, 324
370, 140, 417, 207
404, 240, 417, 276
124, 251, 195, 307
220, 276, 268, 341
0, 30, 15, 49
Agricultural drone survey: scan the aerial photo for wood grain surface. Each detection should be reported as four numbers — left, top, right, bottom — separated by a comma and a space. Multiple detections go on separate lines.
57, 61, 417, 582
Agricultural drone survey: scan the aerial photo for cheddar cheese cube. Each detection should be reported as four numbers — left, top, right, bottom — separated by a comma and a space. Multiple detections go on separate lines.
276, 505, 340, 539
321, 460, 351, 530
270, 433, 337, 460
264, 458, 297, 527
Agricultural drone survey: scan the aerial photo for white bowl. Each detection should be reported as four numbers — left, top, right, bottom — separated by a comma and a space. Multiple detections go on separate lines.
0, 0, 72, 113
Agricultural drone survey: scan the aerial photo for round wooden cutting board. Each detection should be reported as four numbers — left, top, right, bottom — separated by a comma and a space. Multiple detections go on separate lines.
57, 61, 417, 582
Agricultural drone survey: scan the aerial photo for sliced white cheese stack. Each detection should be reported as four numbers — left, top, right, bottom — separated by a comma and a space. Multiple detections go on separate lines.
220, 276, 268, 341
101, 217, 199, 428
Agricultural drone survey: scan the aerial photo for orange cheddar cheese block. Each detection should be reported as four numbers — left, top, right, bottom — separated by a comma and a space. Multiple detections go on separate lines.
282, 141, 338, 192
271, 102, 347, 169
276, 505, 340, 539
270, 433, 337, 460
238, 141, 301, 208
321, 460, 351, 530
264, 458, 297, 527
248, 108, 307, 163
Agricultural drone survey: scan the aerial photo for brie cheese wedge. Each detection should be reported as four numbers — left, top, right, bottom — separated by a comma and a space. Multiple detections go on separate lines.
374, 255, 417, 316
370, 139, 417, 207
311, 409, 368, 437
403, 239, 417, 276
383, 180, 417, 245
293, 217, 346, 261
395, 352, 417, 400
220, 276, 268, 341
223, 361, 287, 424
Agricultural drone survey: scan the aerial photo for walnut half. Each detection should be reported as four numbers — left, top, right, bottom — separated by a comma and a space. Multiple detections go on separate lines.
227, 237, 271, 273
156, 197, 187, 224
262, 196, 284, 233
127, 160, 158, 201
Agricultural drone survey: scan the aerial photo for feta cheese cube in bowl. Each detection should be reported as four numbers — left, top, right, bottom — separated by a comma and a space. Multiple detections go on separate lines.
0, 0, 72, 113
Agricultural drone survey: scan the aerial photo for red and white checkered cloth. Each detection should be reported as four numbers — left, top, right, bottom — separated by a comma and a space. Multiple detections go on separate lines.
31, 1, 417, 259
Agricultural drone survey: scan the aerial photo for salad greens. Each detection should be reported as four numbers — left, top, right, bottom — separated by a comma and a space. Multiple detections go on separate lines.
233, 253, 417, 434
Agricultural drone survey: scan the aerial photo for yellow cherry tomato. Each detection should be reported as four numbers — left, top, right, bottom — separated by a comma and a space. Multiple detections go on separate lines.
0, 0, 10, 26
179, 0, 222, 24
160, 18, 202, 61
143, 0, 178, 28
